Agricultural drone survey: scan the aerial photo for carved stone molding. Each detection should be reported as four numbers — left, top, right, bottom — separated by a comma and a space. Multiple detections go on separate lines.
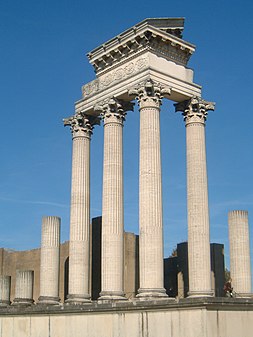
149, 38, 192, 66
82, 56, 149, 98
63, 113, 94, 138
87, 18, 194, 75
129, 79, 171, 109
175, 96, 215, 125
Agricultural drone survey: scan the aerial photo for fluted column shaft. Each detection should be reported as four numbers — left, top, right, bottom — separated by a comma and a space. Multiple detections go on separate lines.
64, 113, 93, 303
130, 80, 170, 298
99, 99, 127, 300
175, 97, 215, 297
0, 276, 11, 306
13, 270, 34, 305
38, 216, 61, 304
228, 210, 252, 297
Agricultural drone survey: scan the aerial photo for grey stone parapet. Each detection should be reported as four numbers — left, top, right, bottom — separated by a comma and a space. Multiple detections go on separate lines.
0, 297, 253, 315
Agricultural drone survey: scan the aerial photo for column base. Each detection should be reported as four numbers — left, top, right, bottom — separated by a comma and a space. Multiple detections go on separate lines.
38, 296, 60, 305
187, 290, 214, 298
12, 298, 34, 306
65, 293, 91, 305
136, 288, 169, 300
0, 300, 10, 307
98, 291, 127, 301
234, 292, 253, 298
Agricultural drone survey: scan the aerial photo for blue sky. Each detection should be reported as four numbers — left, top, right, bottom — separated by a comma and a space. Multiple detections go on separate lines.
1, 0, 253, 275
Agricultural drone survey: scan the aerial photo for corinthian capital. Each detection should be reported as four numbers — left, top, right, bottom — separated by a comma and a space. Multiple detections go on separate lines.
175, 96, 215, 125
95, 98, 134, 125
63, 113, 94, 139
129, 79, 171, 109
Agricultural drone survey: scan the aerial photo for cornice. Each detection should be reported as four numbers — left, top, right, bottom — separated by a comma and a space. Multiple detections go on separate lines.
87, 18, 195, 75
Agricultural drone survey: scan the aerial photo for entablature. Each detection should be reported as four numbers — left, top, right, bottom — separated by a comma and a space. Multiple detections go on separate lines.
87, 18, 195, 75
75, 69, 201, 117
74, 18, 202, 118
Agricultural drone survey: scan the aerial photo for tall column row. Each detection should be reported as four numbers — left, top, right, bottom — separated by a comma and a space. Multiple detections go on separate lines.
63, 87, 217, 301
1, 91, 251, 303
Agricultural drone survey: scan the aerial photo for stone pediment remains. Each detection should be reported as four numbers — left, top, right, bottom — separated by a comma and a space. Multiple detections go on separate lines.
87, 17, 194, 74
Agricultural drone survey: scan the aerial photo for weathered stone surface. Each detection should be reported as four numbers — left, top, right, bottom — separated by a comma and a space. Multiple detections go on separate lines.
130, 80, 168, 299
64, 113, 94, 304
38, 216, 61, 305
0, 276, 11, 306
13, 270, 34, 306
0, 298, 253, 337
228, 210, 252, 297
98, 99, 128, 300
175, 97, 215, 297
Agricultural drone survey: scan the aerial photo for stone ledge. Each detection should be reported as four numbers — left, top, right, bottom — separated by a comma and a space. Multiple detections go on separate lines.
0, 297, 253, 316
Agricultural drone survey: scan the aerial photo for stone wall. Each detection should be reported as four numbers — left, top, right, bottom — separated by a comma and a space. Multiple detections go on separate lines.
0, 298, 252, 337
0, 217, 139, 302
0, 242, 69, 302
0, 233, 226, 302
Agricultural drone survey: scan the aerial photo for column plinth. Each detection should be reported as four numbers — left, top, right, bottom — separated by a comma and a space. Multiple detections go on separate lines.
64, 113, 95, 304
228, 210, 252, 298
38, 216, 61, 305
97, 98, 132, 301
175, 97, 215, 298
129, 80, 170, 299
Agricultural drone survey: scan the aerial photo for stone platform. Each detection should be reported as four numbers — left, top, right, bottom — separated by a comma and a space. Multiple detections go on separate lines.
0, 297, 253, 337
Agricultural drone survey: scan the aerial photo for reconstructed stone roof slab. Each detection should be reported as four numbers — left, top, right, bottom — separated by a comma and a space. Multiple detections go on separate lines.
87, 18, 196, 75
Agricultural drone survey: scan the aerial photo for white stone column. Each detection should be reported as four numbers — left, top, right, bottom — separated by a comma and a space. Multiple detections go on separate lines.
38, 216, 61, 305
228, 210, 252, 297
64, 113, 94, 303
129, 80, 170, 298
0, 276, 11, 306
98, 98, 131, 300
13, 270, 34, 305
175, 97, 215, 297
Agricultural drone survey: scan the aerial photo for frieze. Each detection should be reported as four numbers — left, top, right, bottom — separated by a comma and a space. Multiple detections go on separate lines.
82, 57, 149, 98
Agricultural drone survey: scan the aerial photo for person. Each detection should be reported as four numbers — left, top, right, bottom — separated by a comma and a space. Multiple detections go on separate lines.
224, 278, 233, 297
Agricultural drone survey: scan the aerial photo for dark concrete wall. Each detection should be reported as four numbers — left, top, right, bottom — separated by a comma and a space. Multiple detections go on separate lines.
164, 242, 225, 298
211, 243, 225, 297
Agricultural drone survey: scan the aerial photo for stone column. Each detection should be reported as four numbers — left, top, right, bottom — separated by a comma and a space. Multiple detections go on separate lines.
0, 276, 11, 306
13, 270, 34, 305
38, 216, 61, 305
175, 97, 215, 297
129, 80, 170, 298
97, 98, 131, 300
228, 210, 252, 297
64, 113, 94, 303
